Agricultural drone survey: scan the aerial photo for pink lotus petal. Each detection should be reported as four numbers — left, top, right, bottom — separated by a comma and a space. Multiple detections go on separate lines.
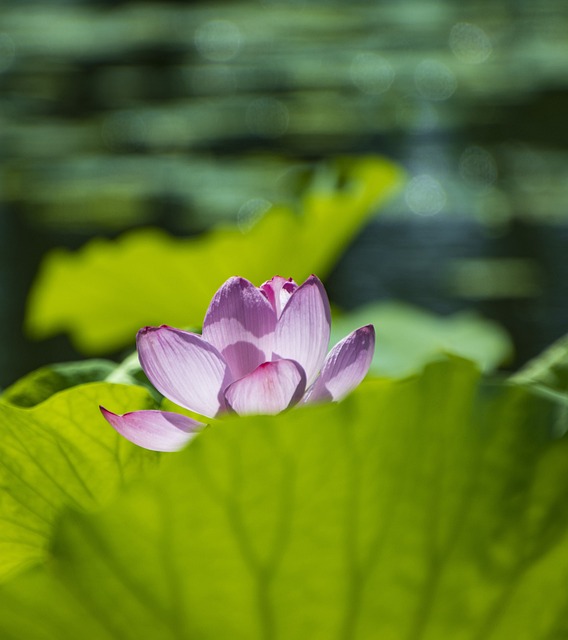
202, 276, 277, 379
273, 275, 331, 386
224, 359, 306, 416
260, 276, 298, 317
137, 326, 233, 418
100, 407, 203, 452
304, 325, 375, 404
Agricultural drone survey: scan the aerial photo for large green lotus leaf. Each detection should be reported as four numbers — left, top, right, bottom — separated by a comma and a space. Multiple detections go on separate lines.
26, 156, 402, 354
2, 358, 568, 639
331, 301, 512, 377
0, 382, 159, 581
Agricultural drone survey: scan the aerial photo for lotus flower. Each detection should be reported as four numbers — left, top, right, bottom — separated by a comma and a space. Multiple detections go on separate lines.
101, 275, 375, 451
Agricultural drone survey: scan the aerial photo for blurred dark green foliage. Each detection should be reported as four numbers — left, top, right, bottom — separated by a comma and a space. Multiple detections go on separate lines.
1, 0, 568, 381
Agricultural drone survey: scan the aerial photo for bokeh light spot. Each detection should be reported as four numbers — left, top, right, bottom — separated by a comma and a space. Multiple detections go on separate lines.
350, 53, 395, 95
405, 175, 447, 216
449, 22, 492, 64
414, 59, 457, 101
194, 20, 242, 62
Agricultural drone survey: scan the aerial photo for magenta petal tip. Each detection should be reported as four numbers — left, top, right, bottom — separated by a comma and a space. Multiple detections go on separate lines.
100, 406, 203, 452
304, 324, 376, 404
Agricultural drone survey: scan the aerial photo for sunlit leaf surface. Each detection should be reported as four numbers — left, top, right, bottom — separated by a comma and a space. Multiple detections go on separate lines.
0, 383, 158, 580
26, 156, 402, 354
1, 358, 568, 638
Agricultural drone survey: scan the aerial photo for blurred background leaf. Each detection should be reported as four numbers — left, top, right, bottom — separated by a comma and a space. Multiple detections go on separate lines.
512, 333, 568, 396
332, 301, 513, 377
25, 156, 402, 354
1, 358, 568, 638
2, 361, 123, 408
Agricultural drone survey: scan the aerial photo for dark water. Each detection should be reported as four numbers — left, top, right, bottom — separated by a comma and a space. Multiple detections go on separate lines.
327, 218, 568, 368
0, 215, 80, 388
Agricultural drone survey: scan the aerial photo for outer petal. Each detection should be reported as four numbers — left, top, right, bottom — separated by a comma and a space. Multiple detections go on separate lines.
224, 359, 306, 416
304, 324, 375, 404
260, 276, 298, 317
202, 276, 277, 379
137, 325, 233, 418
273, 275, 331, 386
100, 407, 203, 452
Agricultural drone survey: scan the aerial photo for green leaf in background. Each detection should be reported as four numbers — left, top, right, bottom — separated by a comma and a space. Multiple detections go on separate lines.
0, 382, 159, 581
3, 360, 119, 407
26, 156, 403, 354
512, 332, 568, 397
1, 358, 568, 638
2, 353, 155, 408
332, 301, 512, 377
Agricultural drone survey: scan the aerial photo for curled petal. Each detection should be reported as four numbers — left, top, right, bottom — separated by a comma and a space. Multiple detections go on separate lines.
260, 276, 298, 317
304, 325, 375, 404
100, 407, 203, 452
202, 277, 277, 379
224, 359, 306, 416
137, 326, 233, 418
273, 275, 331, 386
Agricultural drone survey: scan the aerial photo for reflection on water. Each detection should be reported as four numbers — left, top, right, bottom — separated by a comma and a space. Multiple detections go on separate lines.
1, 0, 568, 228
